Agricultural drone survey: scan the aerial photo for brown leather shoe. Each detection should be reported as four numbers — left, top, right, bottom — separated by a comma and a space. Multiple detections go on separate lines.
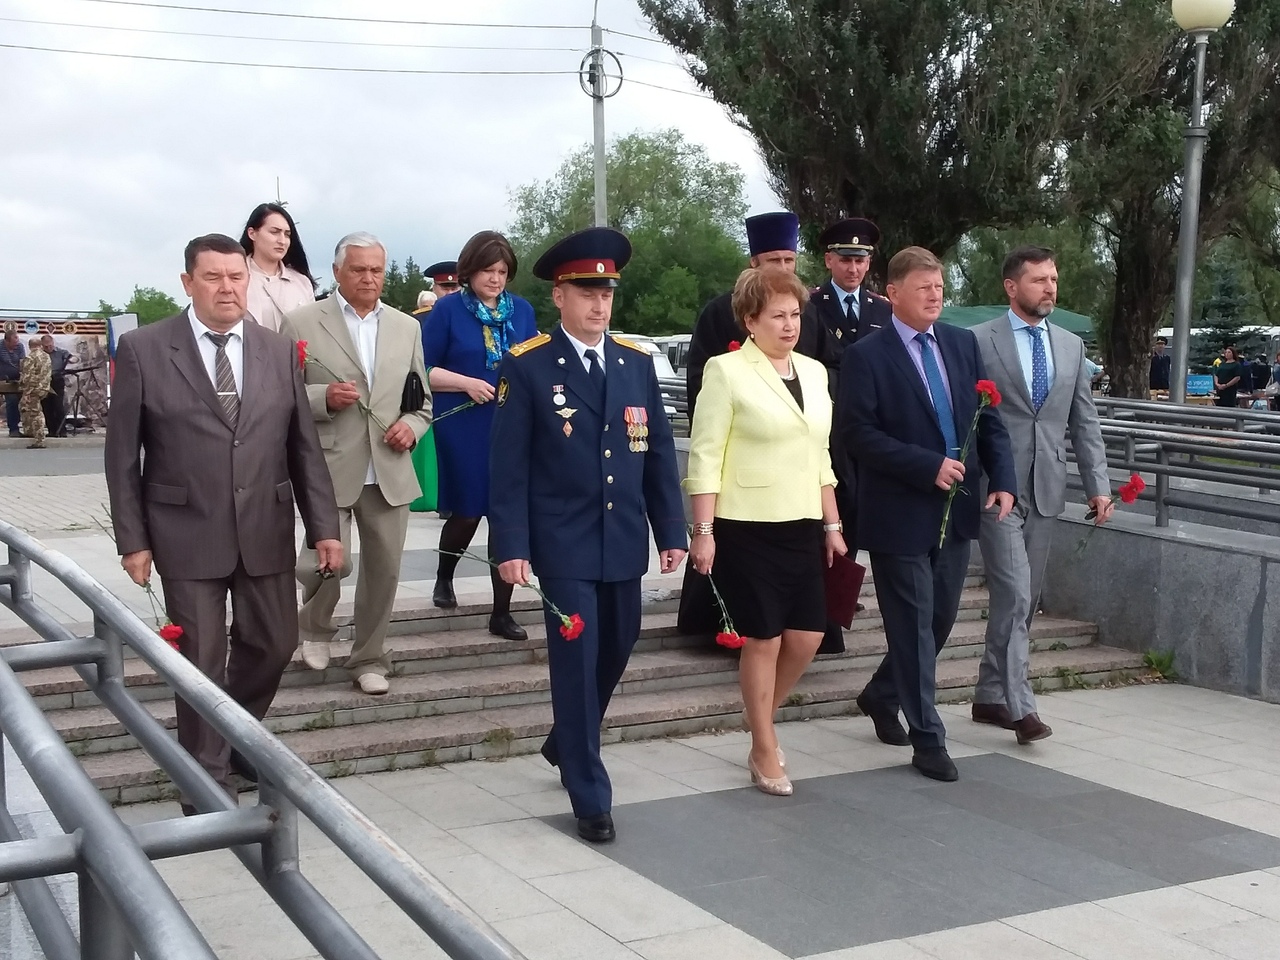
971, 703, 1015, 729
1013, 714, 1053, 744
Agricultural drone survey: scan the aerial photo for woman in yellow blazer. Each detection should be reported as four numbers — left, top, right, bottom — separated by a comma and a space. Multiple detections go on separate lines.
686, 267, 847, 797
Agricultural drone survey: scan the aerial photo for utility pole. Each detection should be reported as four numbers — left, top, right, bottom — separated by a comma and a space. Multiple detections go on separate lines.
580, 2, 622, 228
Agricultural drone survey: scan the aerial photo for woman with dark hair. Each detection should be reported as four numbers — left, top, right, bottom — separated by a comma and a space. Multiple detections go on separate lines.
423, 230, 538, 639
239, 202, 316, 331
1214, 346, 1243, 408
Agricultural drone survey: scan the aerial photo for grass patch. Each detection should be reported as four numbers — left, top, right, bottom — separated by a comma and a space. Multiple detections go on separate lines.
1142, 649, 1179, 681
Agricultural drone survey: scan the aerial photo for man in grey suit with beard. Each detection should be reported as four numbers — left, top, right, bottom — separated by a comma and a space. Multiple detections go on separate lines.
106, 234, 342, 802
970, 246, 1112, 744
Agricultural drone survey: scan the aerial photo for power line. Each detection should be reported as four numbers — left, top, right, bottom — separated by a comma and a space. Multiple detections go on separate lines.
0, 42, 579, 75
72, 0, 584, 30
614, 49, 688, 68
603, 27, 668, 45
0, 16, 585, 53
625, 77, 714, 100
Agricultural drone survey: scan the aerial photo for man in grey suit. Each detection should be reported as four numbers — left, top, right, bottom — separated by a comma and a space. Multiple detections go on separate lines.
282, 233, 432, 696
970, 246, 1112, 743
106, 234, 342, 800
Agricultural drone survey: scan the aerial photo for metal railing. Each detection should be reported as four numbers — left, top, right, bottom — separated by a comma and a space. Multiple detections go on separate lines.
0, 519, 527, 960
1060, 399, 1280, 527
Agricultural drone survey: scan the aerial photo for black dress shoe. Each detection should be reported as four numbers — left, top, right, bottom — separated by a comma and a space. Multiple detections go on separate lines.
912, 747, 959, 782
577, 813, 616, 843
856, 692, 911, 746
432, 578, 458, 609
488, 613, 528, 641
229, 749, 259, 784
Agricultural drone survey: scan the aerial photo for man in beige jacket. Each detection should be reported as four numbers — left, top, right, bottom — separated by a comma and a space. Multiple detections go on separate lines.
282, 232, 432, 694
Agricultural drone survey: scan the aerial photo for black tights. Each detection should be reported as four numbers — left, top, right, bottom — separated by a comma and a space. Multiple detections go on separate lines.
436, 515, 513, 616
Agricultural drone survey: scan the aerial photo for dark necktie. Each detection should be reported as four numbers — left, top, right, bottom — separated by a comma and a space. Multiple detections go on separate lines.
205, 332, 240, 426
914, 332, 958, 455
1027, 326, 1049, 410
583, 348, 605, 398
844, 294, 857, 328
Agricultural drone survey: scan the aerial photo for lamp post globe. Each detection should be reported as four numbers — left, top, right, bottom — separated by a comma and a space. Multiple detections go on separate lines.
1172, 0, 1234, 32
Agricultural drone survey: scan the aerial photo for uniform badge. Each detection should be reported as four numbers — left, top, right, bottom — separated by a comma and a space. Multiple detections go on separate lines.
552, 385, 566, 406
835, 328, 843, 339
562, 421, 573, 437
624, 406, 649, 452
555, 407, 577, 419
497, 378, 509, 406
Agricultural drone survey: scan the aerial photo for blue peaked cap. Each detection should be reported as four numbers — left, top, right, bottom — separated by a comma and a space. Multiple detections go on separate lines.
745, 211, 800, 257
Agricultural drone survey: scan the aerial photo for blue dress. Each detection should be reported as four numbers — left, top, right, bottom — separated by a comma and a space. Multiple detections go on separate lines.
424, 291, 538, 517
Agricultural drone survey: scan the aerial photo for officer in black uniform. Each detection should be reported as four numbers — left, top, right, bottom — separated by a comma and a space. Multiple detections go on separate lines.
811, 218, 892, 348
424, 261, 461, 298
489, 227, 687, 843
685, 211, 840, 421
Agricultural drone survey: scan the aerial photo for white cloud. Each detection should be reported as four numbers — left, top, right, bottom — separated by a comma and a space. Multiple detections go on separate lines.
0, 0, 776, 311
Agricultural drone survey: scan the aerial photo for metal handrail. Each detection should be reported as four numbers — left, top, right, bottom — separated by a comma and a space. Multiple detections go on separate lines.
0, 519, 527, 960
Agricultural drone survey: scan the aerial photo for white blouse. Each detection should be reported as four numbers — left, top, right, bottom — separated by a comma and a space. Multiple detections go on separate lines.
246, 259, 315, 332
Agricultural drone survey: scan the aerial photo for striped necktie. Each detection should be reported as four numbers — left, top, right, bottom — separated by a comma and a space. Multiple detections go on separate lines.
205, 332, 240, 426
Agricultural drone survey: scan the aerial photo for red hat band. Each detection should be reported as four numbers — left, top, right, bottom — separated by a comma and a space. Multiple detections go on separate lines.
554, 258, 619, 283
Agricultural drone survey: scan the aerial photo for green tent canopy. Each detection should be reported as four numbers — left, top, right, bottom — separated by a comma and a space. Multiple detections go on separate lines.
938, 305, 1094, 337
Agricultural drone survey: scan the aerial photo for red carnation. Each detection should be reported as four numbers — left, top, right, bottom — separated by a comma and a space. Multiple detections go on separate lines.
296, 340, 308, 369
158, 622, 184, 650
976, 379, 1002, 407
559, 613, 585, 641
1118, 473, 1146, 504
715, 631, 745, 650
727, 340, 741, 352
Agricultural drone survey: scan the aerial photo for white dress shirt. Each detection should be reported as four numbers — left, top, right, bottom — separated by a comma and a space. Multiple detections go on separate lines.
188, 307, 244, 396
563, 329, 607, 378
335, 290, 384, 485
1008, 309, 1056, 397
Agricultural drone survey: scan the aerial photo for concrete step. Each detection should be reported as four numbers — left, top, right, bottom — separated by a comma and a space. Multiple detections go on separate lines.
18, 585, 993, 711
83, 642, 1144, 805
47, 613, 1094, 757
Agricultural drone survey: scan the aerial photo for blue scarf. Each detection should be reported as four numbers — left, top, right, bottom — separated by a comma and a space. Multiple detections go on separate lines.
462, 289, 516, 370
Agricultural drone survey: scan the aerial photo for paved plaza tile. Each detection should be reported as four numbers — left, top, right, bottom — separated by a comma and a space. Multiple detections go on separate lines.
6, 684, 1280, 960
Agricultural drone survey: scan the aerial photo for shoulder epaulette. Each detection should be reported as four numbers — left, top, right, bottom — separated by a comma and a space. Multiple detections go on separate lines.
508, 332, 551, 357
611, 335, 649, 354
869, 292, 889, 302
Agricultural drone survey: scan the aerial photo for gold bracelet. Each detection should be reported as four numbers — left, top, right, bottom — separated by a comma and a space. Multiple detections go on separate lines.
692, 522, 714, 536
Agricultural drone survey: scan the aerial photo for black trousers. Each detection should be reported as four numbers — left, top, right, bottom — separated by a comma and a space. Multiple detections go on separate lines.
860, 537, 971, 750
42, 377, 65, 437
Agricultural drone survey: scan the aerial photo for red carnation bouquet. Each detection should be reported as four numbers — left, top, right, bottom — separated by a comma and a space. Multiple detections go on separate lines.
1076, 473, 1146, 554
295, 339, 390, 433
96, 506, 183, 651
438, 549, 584, 640
938, 380, 1002, 548
706, 572, 743, 649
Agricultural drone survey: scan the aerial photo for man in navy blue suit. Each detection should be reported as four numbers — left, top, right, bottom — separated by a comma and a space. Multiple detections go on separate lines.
840, 246, 1017, 782
489, 227, 688, 842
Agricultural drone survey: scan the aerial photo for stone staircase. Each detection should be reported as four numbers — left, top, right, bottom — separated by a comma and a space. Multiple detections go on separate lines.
16, 565, 1149, 804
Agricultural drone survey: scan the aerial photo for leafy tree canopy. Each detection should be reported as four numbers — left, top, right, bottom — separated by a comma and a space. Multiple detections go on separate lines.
97, 286, 181, 326
506, 128, 749, 336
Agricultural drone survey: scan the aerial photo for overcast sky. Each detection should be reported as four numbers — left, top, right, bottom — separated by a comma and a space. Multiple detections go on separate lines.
0, 0, 777, 312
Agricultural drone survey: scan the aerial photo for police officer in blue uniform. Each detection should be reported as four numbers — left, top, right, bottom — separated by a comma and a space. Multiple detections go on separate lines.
489, 227, 687, 843
811, 218, 892, 348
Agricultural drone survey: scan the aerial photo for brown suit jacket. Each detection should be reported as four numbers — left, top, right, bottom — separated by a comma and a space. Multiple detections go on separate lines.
105, 310, 340, 580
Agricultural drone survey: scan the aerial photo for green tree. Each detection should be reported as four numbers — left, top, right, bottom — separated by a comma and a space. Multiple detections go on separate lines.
96, 286, 181, 326
1190, 249, 1265, 371
381, 257, 427, 314
506, 128, 748, 336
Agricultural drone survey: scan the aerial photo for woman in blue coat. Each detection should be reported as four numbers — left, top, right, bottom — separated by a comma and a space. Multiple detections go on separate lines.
424, 230, 538, 639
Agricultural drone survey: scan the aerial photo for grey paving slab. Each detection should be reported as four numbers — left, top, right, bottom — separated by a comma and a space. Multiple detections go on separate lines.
577, 753, 1280, 957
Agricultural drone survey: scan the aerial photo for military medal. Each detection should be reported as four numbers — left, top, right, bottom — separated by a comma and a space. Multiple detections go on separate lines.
563, 421, 573, 437
555, 407, 577, 419
624, 406, 649, 452
552, 385, 566, 406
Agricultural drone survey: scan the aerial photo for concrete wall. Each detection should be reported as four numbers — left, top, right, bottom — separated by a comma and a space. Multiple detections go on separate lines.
1042, 505, 1280, 703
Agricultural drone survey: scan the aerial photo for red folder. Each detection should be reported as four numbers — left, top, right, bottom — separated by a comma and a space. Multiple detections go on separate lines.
825, 553, 866, 629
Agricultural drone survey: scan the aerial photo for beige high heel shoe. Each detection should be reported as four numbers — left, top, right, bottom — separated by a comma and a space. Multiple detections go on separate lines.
748, 754, 793, 796
740, 711, 787, 769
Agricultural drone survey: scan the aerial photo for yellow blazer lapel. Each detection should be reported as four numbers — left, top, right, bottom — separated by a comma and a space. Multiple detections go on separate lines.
742, 338, 806, 423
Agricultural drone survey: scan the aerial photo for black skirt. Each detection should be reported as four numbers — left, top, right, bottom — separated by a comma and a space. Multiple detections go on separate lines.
710, 518, 826, 640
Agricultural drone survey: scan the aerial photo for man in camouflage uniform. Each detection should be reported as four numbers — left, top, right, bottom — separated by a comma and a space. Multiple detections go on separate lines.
19, 337, 51, 448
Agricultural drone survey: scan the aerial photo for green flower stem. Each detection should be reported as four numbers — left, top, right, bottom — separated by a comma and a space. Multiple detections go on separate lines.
937, 399, 989, 550
435, 549, 572, 627
304, 357, 391, 433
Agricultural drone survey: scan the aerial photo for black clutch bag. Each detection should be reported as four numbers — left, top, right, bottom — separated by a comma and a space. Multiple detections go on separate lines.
401, 371, 426, 413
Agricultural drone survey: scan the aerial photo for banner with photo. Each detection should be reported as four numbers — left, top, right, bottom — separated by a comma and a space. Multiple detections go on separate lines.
1, 316, 111, 428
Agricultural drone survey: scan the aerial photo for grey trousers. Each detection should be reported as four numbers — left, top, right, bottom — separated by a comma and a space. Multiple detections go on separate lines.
975, 498, 1055, 721
296, 484, 409, 679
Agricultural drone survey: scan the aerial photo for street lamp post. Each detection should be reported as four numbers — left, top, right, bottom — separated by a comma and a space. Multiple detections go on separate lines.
1168, 0, 1235, 404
